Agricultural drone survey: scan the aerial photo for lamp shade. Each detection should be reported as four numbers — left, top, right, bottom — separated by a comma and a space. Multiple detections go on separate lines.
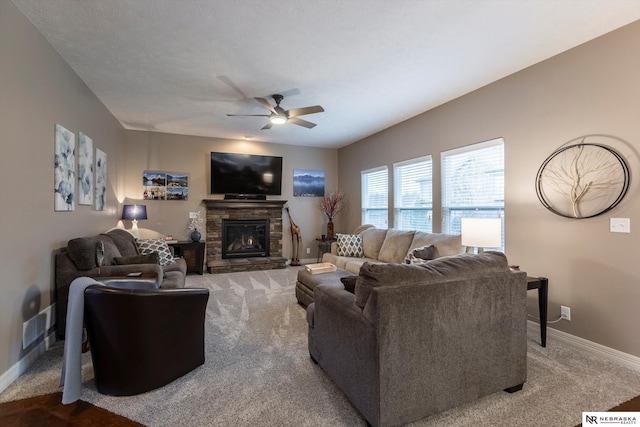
461, 218, 501, 248
121, 204, 148, 221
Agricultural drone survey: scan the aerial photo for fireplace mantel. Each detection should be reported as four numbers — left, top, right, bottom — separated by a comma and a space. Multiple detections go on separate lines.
202, 199, 287, 210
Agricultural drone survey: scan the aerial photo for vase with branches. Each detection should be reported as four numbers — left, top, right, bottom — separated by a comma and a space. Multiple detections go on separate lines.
319, 191, 345, 239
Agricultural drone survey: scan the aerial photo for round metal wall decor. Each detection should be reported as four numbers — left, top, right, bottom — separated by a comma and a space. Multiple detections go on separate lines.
535, 138, 630, 219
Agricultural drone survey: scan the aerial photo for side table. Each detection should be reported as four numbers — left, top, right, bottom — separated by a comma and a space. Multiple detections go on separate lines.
527, 276, 548, 347
315, 238, 335, 262
169, 241, 206, 275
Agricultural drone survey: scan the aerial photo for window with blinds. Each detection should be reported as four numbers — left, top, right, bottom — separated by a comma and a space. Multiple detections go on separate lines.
361, 166, 388, 229
394, 156, 432, 232
441, 138, 504, 248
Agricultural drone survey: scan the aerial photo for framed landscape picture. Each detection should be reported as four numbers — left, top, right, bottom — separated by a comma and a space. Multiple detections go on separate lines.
143, 171, 188, 201
293, 169, 325, 197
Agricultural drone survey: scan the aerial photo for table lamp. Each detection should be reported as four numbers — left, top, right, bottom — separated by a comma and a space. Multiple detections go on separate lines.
121, 204, 147, 238
461, 217, 501, 253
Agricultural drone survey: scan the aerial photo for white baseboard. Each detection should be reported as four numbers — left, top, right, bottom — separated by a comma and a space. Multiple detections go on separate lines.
527, 320, 640, 372
0, 330, 57, 394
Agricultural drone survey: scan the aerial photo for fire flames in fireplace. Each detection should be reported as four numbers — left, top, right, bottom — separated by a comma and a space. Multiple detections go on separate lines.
222, 219, 269, 258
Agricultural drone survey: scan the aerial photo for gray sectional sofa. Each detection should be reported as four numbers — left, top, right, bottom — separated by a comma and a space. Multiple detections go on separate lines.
306, 251, 528, 427
296, 227, 464, 306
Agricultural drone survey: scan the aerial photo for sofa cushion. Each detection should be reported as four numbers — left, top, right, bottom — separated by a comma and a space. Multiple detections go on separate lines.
113, 253, 159, 265
361, 228, 388, 259
336, 233, 364, 257
104, 229, 139, 257
408, 231, 463, 258
404, 244, 438, 264
354, 252, 509, 308
377, 229, 415, 263
136, 239, 175, 266
67, 236, 121, 270
340, 275, 358, 293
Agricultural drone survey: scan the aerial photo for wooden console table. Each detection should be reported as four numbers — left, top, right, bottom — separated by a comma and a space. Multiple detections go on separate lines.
527, 276, 548, 347
169, 241, 205, 275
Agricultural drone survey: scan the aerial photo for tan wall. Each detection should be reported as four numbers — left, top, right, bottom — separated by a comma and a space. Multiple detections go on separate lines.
339, 21, 640, 356
0, 0, 125, 379
122, 131, 339, 264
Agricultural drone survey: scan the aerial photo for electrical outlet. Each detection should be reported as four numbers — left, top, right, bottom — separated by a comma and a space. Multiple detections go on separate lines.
561, 305, 571, 321
306, 248, 310, 254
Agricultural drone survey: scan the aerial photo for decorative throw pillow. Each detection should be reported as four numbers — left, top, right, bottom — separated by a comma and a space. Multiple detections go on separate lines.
404, 244, 438, 264
113, 253, 159, 265
340, 275, 358, 293
336, 233, 364, 257
135, 239, 175, 266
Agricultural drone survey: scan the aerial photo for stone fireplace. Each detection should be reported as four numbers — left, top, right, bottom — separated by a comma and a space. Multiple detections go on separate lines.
203, 199, 287, 273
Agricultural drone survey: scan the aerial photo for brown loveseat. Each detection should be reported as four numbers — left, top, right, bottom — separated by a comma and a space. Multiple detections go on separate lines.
55, 229, 187, 338
307, 252, 527, 427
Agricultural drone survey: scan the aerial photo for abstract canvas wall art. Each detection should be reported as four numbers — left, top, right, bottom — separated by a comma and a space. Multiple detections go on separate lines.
94, 148, 107, 211
54, 124, 75, 211
77, 132, 94, 205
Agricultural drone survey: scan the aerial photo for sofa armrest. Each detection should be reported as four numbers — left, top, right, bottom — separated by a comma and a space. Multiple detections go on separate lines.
309, 284, 379, 424
330, 241, 338, 254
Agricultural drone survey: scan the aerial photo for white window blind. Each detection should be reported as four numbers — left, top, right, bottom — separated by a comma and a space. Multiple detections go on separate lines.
441, 138, 504, 248
361, 166, 388, 229
394, 156, 432, 232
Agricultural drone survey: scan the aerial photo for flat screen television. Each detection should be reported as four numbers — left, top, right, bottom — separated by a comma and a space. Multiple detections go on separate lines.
210, 152, 283, 196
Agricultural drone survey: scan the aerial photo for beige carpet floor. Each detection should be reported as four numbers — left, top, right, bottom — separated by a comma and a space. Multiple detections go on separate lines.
2, 267, 640, 426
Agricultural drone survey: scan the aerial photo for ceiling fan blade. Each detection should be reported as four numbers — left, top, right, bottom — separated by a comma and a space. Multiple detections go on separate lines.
255, 97, 277, 115
261, 122, 273, 130
287, 105, 324, 117
226, 114, 271, 117
288, 117, 317, 129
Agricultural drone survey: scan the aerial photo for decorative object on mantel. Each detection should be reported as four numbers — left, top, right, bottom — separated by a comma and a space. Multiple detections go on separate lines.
188, 211, 204, 242
121, 204, 147, 238
536, 136, 630, 219
54, 124, 75, 211
319, 191, 345, 240
143, 171, 188, 201
284, 206, 302, 266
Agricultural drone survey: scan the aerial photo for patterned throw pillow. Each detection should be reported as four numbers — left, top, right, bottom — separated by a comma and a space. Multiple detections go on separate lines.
404, 244, 438, 264
336, 233, 364, 257
136, 239, 175, 266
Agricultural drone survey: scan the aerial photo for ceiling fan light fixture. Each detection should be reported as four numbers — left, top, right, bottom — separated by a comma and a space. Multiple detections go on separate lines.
270, 115, 287, 125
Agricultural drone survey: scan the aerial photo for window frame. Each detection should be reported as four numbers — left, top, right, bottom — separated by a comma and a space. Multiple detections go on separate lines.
393, 155, 433, 232
361, 165, 389, 229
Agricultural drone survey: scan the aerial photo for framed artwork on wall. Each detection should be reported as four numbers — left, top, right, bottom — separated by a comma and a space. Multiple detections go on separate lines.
143, 171, 188, 200
77, 132, 94, 205
54, 124, 75, 211
293, 169, 325, 197
94, 148, 107, 211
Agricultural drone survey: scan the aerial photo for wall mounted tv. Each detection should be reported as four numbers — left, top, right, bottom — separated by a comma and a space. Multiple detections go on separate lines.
210, 152, 283, 196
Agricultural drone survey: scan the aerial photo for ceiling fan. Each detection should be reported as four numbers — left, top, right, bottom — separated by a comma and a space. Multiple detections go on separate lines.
227, 94, 324, 130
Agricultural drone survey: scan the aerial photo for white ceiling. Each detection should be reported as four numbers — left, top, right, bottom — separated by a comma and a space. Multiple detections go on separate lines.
12, 0, 640, 149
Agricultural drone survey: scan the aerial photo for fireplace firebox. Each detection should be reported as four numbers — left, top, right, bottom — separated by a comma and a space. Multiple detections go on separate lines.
222, 219, 269, 259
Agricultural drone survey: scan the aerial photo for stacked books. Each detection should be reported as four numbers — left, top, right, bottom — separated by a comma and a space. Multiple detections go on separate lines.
305, 262, 337, 274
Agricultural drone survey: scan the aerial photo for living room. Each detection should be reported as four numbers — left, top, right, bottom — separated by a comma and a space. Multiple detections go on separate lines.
3, 0, 640, 425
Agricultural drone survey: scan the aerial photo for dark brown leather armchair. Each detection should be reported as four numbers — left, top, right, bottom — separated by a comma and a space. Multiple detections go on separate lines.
84, 285, 209, 396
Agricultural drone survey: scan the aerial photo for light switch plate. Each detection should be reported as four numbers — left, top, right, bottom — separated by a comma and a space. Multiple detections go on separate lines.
610, 218, 630, 233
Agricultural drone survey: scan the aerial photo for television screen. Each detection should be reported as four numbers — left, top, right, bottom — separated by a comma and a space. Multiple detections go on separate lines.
210, 152, 283, 195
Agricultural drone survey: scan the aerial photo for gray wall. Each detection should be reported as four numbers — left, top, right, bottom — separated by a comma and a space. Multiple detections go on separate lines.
0, 0, 125, 379
122, 130, 339, 261
339, 21, 640, 357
